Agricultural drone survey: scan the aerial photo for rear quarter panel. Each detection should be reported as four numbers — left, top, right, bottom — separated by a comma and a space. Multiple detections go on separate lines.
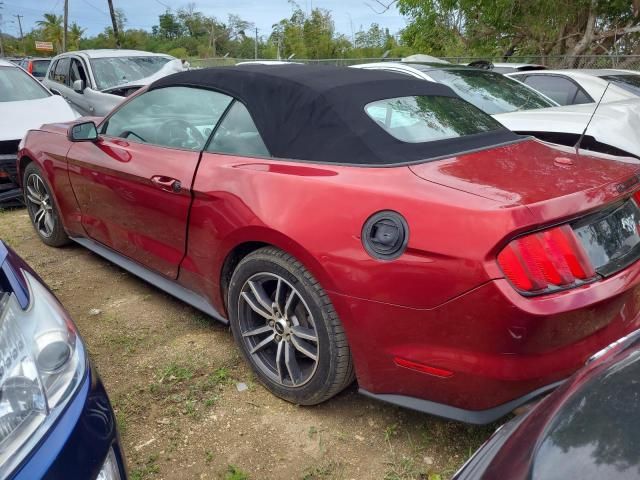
180, 152, 535, 316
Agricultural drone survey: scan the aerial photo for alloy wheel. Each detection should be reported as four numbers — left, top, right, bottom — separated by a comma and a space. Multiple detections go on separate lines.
25, 173, 55, 238
237, 272, 319, 388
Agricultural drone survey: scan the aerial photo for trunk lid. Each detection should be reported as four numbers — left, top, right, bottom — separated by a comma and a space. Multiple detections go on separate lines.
409, 138, 640, 214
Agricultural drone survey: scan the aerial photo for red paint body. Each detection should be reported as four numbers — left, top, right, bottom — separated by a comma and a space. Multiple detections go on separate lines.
18, 117, 640, 413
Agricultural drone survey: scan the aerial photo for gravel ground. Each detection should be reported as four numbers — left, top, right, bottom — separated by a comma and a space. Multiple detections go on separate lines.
0, 207, 499, 480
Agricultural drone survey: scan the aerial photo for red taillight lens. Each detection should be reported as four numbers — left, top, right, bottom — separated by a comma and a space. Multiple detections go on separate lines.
497, 225, 596, 294
633, 189, 640, 206
27, 62, 33, 74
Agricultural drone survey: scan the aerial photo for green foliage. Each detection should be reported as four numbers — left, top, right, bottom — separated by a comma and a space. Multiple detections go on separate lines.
397, 0, 640, 57
225, 465, 249, 480
167, 47, 188, 59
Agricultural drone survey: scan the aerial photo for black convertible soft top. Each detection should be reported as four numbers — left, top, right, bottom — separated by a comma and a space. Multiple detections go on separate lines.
150, 64, 519, 165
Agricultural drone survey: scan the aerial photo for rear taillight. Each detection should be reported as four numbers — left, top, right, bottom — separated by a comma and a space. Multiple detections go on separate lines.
497, 224, 596, 294
27, 62, 33, 74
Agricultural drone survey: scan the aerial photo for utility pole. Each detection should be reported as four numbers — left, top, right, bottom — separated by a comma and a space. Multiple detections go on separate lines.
107, 0, 121, 48
254, 27, 258, 59
14, 14, 24, 55
0, 2, 5, 58
62, 0, 68, 52
210, 20, 216, 57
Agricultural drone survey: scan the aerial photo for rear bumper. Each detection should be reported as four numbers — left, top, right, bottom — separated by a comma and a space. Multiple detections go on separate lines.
332, 257, 640, 422
0, 155, 22, 206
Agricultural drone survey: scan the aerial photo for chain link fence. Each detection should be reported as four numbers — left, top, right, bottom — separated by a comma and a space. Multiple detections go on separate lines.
192, 55, 640, 70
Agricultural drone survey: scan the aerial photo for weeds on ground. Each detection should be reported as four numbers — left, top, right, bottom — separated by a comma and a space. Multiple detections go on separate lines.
130, 454, 159, 480
149, 359, 235, 420
302, 461, 344, 479
225, 464, 249, 480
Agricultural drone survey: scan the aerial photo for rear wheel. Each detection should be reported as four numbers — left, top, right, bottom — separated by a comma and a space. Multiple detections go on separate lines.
23, 163, 69, 247
228, 247, 354, 405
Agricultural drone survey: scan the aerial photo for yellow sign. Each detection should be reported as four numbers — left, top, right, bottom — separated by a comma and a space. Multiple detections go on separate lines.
35, 41, 54, 52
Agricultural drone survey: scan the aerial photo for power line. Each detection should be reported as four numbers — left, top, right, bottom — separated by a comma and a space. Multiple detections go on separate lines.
81, 0, 109, 17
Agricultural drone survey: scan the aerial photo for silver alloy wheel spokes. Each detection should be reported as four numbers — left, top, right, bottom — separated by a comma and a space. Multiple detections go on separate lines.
25, 174, 54, 238
238, 273, 319, 388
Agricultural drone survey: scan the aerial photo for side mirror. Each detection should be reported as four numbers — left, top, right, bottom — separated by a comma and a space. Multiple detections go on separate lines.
69, 121, 98, 142
72, 79, 85, 93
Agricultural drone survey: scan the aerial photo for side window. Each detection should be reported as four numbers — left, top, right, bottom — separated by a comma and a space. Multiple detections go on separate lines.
69, 59, 88, 86
53, 57, 70, 85
207, 101, 269, 157
573, 88, 593, 105
509, 74, 527, 82
523, 75, 580, 105
103, 86, 232, 151
48, 60, 58, 80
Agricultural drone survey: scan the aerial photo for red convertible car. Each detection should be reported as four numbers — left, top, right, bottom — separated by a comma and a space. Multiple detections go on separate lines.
17, 65, 640, 423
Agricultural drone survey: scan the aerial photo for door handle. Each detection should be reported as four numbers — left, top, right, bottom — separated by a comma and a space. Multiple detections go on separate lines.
151, 175, 182, 193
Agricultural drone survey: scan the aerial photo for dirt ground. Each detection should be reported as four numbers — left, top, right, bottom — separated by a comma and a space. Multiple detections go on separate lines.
0, 207, 499, 480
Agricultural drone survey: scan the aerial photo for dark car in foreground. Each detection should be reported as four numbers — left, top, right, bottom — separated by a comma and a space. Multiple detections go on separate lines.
0, 241, 126, 479
16, 64, 640, 423
455, 328, 640, 479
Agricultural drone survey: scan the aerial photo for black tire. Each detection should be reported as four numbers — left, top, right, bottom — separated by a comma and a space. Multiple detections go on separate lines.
23, 163, 69, 247
228, 247, 355, 405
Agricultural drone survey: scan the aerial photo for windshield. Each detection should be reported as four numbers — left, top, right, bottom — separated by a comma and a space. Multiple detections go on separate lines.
90, 56, 172, 91
0, 66, 50, 102
423, 68, 558, 114
600, 74, 640, 97
365, 96, 504, 143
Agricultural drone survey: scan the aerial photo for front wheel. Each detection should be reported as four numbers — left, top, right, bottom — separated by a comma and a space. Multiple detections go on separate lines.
23, 163, 69, 247
228, 247, 354, 405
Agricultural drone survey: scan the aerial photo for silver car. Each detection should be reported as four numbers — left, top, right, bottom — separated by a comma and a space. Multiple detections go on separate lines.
42, 49, 183, 116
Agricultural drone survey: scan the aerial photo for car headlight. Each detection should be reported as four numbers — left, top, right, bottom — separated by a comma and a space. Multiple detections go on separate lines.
0, 270, 86, 478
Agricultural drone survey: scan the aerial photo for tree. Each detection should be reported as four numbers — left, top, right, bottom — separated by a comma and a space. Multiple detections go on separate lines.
68, 22, 85, 50
393, 0, 640, 60
36, 13, 63, 52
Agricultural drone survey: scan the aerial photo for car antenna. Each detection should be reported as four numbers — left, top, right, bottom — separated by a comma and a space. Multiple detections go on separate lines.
575, 82, 610, 154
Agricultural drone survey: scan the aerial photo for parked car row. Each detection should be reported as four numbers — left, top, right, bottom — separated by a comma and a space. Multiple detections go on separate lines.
353, 61, 640, 158
4, 54, 640, 479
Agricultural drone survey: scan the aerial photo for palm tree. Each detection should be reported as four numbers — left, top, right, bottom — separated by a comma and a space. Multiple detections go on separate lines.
36, 13, 63, 52
68, 22, 86, 50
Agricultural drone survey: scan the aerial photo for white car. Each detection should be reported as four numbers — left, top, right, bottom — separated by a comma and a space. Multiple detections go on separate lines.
467, 61, 547, 74
0, 59, 78, 205
353, 61, 640, 158
42, 49, 184, 116
507, 69, 640, 106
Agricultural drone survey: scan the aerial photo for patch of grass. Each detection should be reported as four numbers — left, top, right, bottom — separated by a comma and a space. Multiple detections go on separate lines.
130, 454, 160, 480
159, 362, 195, 383
302, 461, 343, 479
384, 423, 399, 442
149, 360, 235, 420
383, 455, 425, 480
115, 410, 127, 436
225, 464, 249, 480
102, 331, 144, 355
208, 367, 232, 386
205, 450, 214, 463
308, 426, 318, 439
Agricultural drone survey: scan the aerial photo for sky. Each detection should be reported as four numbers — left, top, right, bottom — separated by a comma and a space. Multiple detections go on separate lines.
0, 0, 407, 40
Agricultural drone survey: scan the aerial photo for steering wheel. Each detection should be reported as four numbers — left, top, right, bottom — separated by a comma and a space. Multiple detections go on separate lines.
161, 118, 205, 149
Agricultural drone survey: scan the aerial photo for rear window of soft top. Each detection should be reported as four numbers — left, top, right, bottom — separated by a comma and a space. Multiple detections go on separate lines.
365, 95, 504, 143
